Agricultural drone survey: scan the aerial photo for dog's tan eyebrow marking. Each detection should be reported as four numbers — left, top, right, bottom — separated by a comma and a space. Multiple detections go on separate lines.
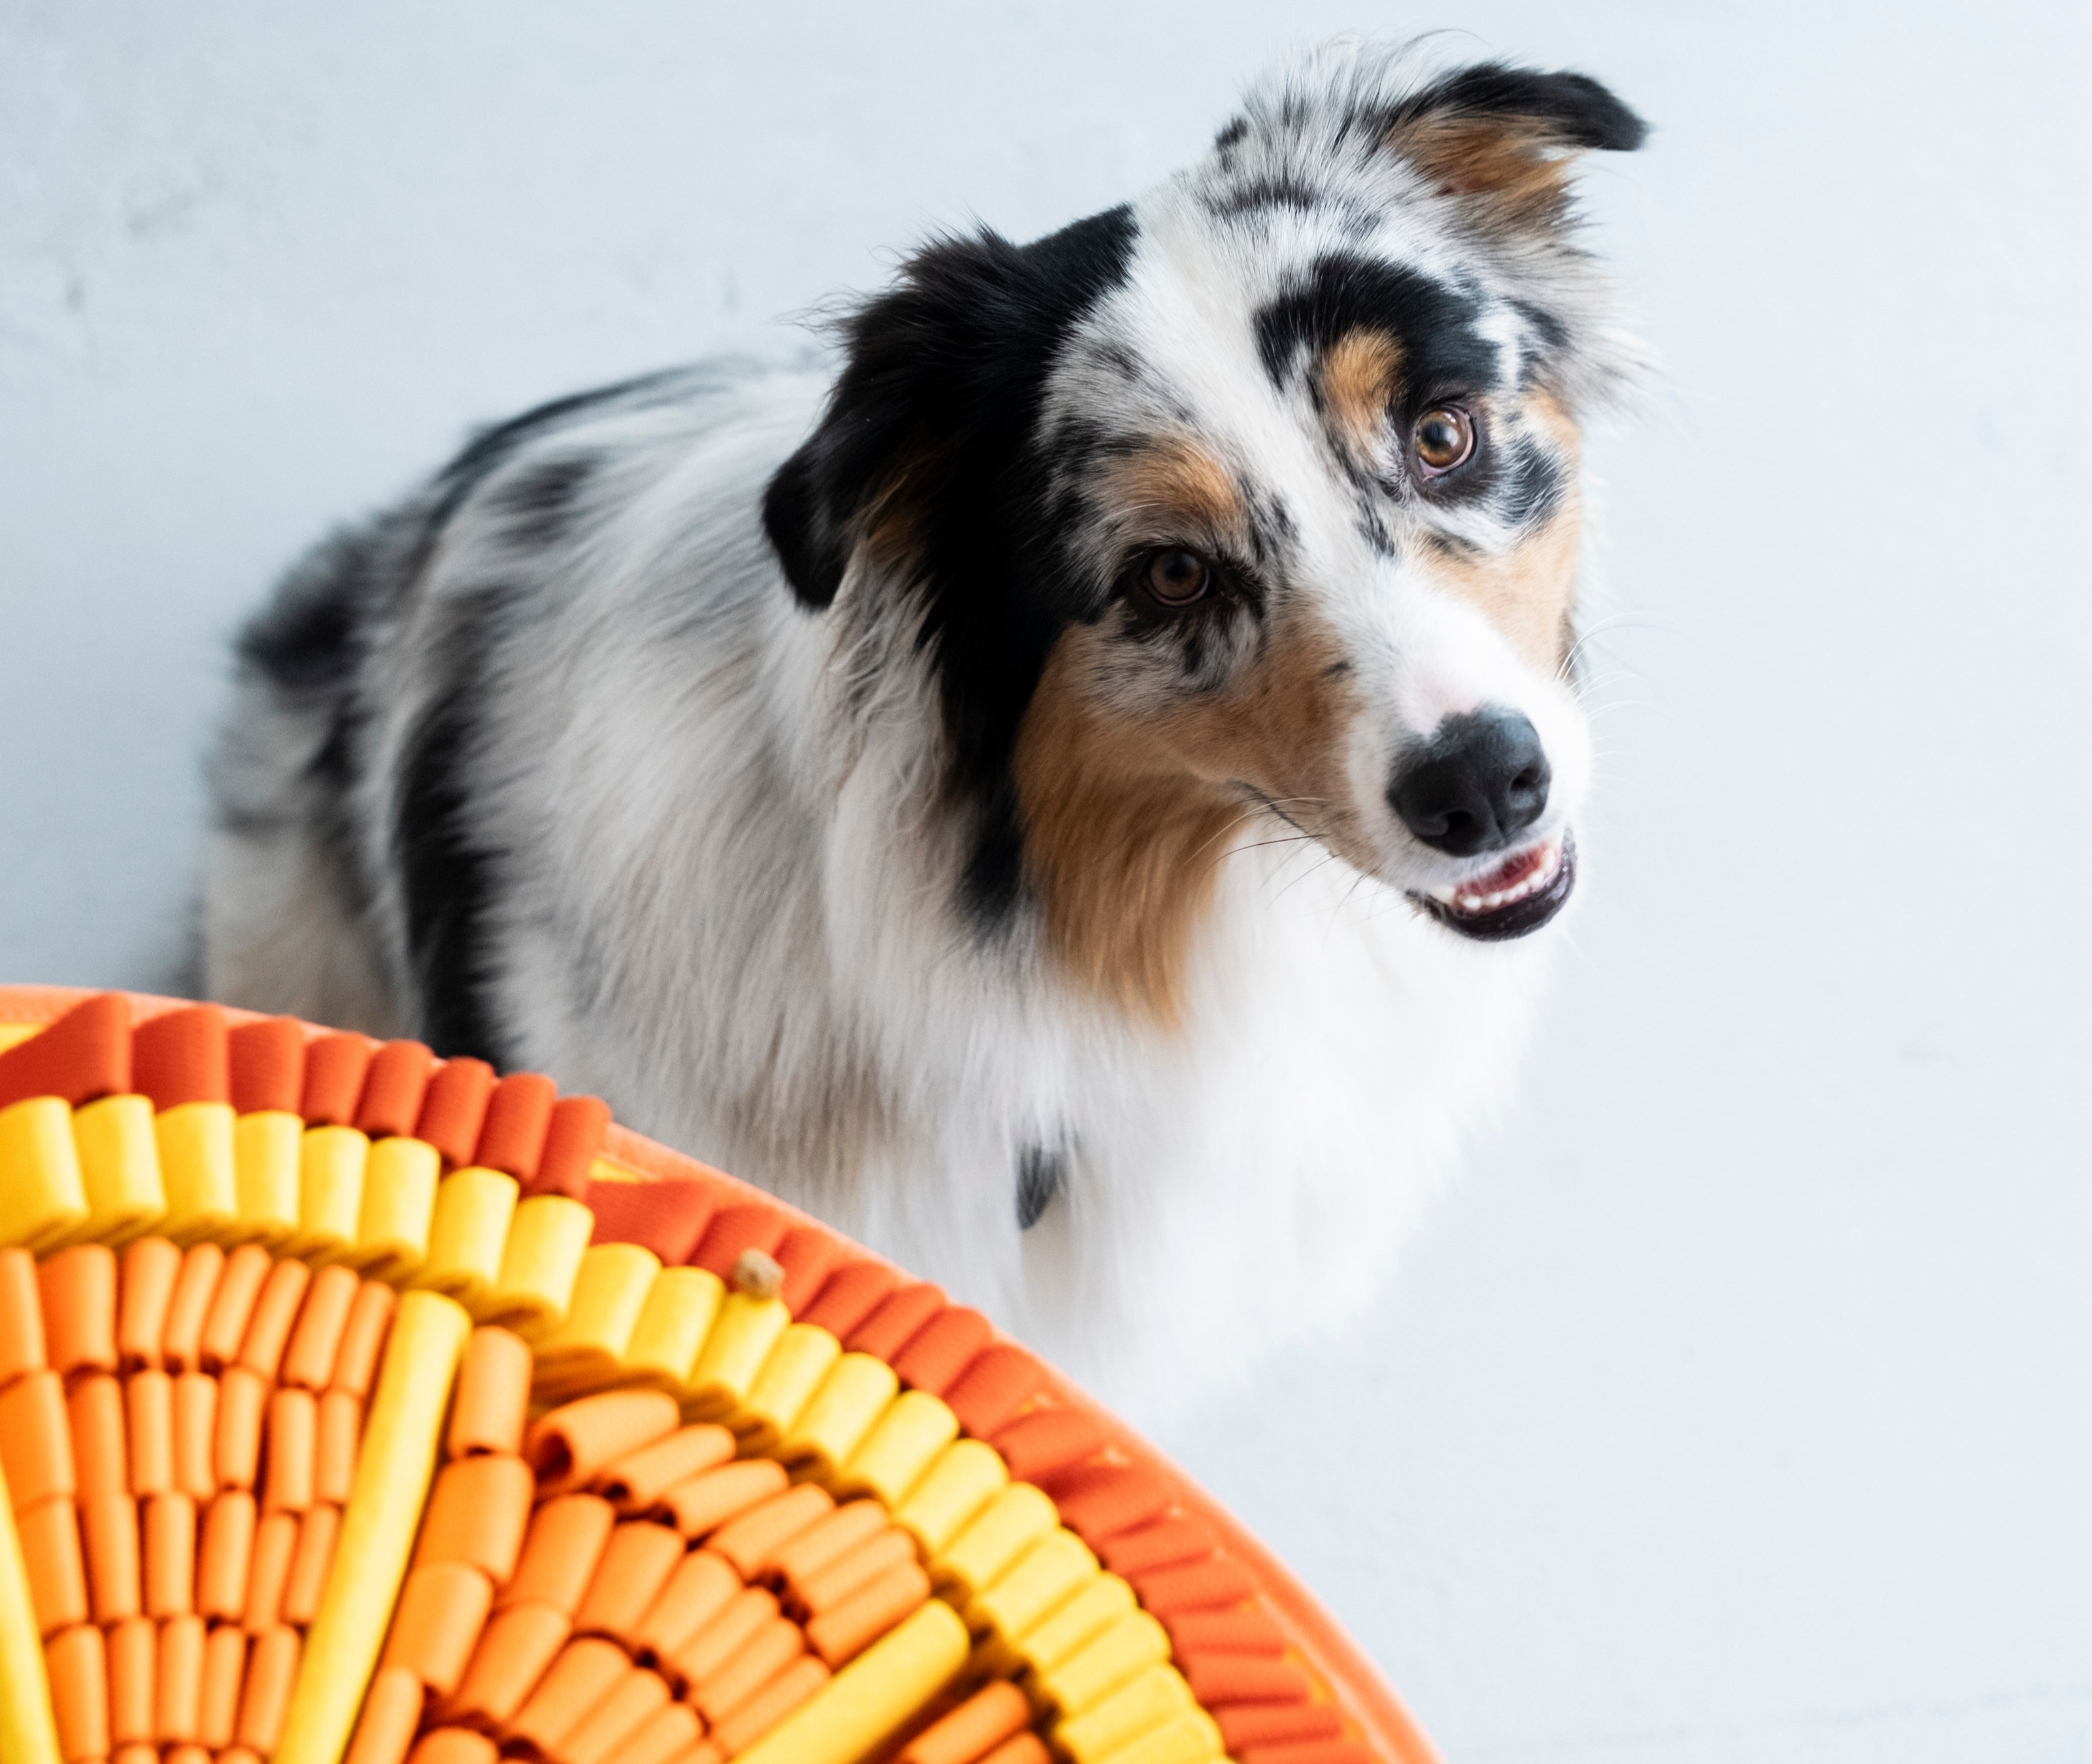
1316, 327, 1405, 458
1097, 437, 1249, 539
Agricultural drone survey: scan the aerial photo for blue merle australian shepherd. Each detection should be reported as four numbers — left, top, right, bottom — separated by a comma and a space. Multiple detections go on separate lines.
204, 43, 1646, 1417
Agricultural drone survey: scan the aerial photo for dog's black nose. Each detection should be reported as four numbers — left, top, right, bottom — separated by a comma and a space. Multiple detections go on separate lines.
1390, 708, 1551, 856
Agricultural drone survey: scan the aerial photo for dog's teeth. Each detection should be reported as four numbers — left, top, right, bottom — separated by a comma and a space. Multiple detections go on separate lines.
1440, 839, 1561, 917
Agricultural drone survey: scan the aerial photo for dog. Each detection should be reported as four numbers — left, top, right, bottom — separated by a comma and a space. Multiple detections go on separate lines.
203, 42, 1645, 1419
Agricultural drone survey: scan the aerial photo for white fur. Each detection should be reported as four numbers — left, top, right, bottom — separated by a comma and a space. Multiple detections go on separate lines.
204, 42, 1636, 1422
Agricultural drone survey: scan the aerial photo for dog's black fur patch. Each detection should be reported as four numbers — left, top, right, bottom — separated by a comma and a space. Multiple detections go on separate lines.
395, 590, 511, 1064
1016, 1144, 1066, 1230
764, 204, 1141, 933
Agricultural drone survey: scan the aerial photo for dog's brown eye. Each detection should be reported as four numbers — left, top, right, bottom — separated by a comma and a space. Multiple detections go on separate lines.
1412, 406, 1476, 475
1144, 549, 1213, 607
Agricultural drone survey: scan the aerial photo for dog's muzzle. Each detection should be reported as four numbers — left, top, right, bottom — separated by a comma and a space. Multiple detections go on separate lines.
1392, 707, 1576, 939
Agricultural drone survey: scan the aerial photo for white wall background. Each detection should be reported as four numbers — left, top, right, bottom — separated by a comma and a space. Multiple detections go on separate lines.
4, 3, 2089, 1758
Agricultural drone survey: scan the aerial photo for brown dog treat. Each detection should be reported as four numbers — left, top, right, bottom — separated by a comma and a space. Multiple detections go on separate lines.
345, 1662, 424, 1764
525, 1389, 681, 1495
197, 1244, 271, 1374
711, 1654, 830, 1757
66, 1371, 127, 1497
571, 1521, 685, 1647
161, 1243, 226, 1374
796, 1526, 916, 1618
143, 1490, 197, 1618
410, 1728, 501, 1764
171, 1370, 218, 1500
413, 1454, 534, 1584
560, 1665, 671, 1764
618, 1700, 709, 1764
158, 1611, 206, 1741
281, 1502, 339, 1625
46, 1621, 109, 1763
896, 1682, 1032, 1764
804, 1561, 930, 1668
505, 1637, 630, 1756
235, 1623, 300, 1752
215, 1365, 269, 1492
688, 1614, 801, 1725
439, 1599, 570, 1729
384, 1561, 497, 1697
282, 1263, 361, 1391
236, 1257, 310, 1379
107, 1612, 156, 1742
263, 1386, 318, 1514
704, 1484, 832, 1584
666, 1586, 777, 1691
631, 1546, 738, 1663
446, 1327, 533, 1460
243, 1509, 298, 1635
199, 1620, 248, 1747
40, 1243, 120, 1379
80, 1487, 142, 1623
0, 1246, 48, 1385
199, 1489, 258, 1620
499, 1493, 616, 1616
0, 1367, 76, 1507
125, 1368, 175, 1494
330, 1280, 397, 1400
116, 1237, 182, 1372
771, 1501, 887, 1601
19, 1494, 89, 1634
656, 1460, 788, 1540
318, 1387, 361, 1504
596, 1423, 738, 1515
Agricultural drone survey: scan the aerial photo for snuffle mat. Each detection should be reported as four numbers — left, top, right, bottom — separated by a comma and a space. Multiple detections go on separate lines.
0, 987, 1441, 1764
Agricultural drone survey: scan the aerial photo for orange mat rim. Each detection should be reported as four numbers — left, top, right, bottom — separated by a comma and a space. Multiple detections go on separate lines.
0, 982, 1441, 1764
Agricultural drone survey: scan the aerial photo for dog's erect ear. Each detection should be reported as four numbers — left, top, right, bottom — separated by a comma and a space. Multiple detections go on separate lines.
1384, 63, 1646, 229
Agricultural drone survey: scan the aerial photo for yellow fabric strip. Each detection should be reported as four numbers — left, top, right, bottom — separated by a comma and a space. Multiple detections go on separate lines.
734, 1597, 969, 1764
273, 1287, 471, 1764
0, 1454, 60, 1764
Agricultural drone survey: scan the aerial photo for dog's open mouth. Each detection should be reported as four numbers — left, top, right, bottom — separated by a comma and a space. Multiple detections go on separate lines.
1409, 832, 1577, 941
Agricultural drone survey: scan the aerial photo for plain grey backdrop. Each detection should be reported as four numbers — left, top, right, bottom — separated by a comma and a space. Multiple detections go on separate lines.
5, 4, 2089, 1759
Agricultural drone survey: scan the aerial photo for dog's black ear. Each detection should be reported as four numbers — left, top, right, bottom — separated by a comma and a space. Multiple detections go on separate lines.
763, 365, 919, 612
1385, 63, 1646, 227
763, 441, 849, 609
761, 234, 1013, 611
764, 210, 1138, 611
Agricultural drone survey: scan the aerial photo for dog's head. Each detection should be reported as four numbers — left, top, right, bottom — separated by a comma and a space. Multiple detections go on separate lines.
765, 43, 1646, 1024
